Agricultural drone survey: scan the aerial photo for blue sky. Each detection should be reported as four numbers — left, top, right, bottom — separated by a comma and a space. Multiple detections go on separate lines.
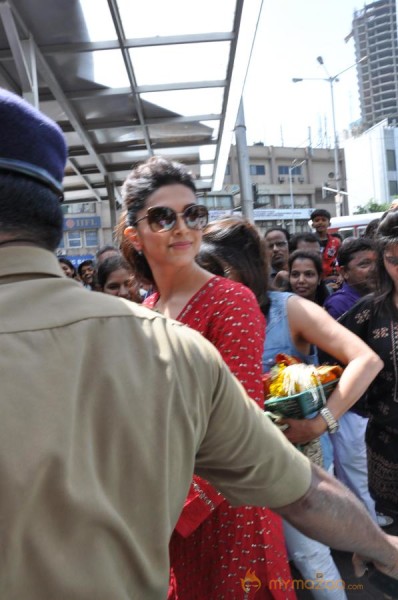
243, 0, 365, 147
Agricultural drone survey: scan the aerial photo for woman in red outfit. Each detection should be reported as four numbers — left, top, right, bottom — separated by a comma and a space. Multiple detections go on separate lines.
118, 156, 296, 600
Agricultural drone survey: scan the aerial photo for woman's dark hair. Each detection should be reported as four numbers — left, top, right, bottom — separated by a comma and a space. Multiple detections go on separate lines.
96, 255, 133, 290
0, 173, 63, 250
373, 210, 398, 316
58, 257, 77, 277
196, 217, 269, 314
363, 218, 380, 240
117, 156, 197, 286
288, 249, 330, 305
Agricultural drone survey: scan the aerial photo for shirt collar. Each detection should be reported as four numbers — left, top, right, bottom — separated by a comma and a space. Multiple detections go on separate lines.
0, 246, 64, 281
341, 281, 361, 298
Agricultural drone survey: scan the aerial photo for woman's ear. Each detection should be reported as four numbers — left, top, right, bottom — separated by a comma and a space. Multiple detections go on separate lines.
124, 226, 143, 253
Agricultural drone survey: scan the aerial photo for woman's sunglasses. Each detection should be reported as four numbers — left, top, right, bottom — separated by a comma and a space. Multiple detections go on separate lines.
133, 204, 209, 233
384, 254, 398, 266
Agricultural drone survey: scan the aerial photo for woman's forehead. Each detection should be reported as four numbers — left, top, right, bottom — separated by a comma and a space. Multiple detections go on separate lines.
291, 258, 317, 269
146, 183, 196, 206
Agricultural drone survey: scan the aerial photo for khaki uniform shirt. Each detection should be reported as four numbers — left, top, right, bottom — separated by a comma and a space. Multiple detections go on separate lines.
0, 247, 311, 599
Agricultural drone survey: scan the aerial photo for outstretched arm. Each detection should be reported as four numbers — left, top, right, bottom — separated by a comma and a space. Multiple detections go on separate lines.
276, 463, 398, 579
279, 295, 383, 444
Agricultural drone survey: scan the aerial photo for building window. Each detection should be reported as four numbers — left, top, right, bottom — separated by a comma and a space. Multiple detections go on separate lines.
278, 165, 303, 176
85, 230, 99, 247
250, 164, 266, 176
389, 180, 398, 197
294, 196, 311, 208
67, 231, 82, 248
62, 203, 96, 215
387, 149, 396, 171
202, 195, 234, 209
255, 195, 272, 207
278, 195, 293, 209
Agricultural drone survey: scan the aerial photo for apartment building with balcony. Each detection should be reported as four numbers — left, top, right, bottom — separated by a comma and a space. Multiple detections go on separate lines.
349, 0, 398, 130
219, 144, 346, 233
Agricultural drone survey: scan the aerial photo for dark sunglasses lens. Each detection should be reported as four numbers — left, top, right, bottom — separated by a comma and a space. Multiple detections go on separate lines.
147, 207, 176, 231
385, 255, 398, 265
184, 205, 209, 230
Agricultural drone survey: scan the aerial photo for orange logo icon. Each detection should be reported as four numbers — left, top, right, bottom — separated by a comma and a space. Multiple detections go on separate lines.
240, 568, 262, 594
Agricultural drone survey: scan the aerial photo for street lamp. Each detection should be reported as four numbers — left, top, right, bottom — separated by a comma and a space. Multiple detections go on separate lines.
289, 159, 306, 234
292, 55, 367, 217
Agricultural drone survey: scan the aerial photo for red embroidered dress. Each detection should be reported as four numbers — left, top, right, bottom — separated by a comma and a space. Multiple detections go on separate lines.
145, 277, 296, 600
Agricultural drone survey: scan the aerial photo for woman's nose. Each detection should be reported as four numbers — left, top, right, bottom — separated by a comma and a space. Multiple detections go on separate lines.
119, 284, 130, 298
173, 213, 188, 232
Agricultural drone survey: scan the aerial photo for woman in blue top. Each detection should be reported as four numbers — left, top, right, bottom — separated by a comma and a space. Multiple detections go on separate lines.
197, 217, 378, 600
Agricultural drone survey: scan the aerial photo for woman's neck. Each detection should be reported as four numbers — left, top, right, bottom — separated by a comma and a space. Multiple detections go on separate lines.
151, 262, 214, 319
307, 293, 317, 304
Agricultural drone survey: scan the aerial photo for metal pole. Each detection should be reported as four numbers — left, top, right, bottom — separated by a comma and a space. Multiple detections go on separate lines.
329, 78, 342, 217
235, 100, 254, 222
293, 56, 368, 219
105, 175, 117, 233
289, 166, 295, 234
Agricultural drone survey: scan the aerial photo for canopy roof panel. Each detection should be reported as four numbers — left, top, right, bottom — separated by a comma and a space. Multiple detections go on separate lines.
0, 0, 262, 207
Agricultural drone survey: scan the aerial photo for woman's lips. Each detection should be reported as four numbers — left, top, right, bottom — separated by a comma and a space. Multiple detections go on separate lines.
169, 241, 192, 249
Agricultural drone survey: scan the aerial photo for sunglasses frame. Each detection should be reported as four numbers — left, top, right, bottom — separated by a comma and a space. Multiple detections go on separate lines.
384, 254, 398, 266
133, 204, 209, 233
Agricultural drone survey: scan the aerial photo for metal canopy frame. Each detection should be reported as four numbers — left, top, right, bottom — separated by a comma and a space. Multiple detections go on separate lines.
0, 0, 262, 224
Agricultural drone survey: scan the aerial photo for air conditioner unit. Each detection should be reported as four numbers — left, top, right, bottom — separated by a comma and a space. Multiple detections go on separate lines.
299, 177, 304, 183
278, 176, 285, 183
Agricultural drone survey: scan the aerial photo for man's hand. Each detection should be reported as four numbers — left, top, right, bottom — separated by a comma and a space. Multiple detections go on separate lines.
278, 415, 327, 445
353, 534, 398, 580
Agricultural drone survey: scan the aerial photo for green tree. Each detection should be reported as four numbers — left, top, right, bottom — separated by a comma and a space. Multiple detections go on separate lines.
354, 200, 391, 214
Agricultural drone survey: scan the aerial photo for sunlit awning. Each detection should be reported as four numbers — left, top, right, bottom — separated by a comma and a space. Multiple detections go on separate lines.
0, 0, 262, 211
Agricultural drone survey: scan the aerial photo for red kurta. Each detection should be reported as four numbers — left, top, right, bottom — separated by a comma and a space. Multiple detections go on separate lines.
145, 277, 296, 600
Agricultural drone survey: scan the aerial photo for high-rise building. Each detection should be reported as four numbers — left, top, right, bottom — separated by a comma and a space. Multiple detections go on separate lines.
349, 0, 398, 130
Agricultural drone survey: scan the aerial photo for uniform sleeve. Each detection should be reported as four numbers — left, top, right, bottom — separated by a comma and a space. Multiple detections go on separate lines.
194, 356, 312, 508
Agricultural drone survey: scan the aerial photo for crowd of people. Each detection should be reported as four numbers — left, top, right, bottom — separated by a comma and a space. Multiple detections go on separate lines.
54, 159, 398, 598
2, 89, 398, 599
262, 208, 398, 532
57, 159, 398, 599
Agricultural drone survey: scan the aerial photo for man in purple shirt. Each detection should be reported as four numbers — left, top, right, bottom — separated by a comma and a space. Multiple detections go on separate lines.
323, 237, 394, 526
323, 237, 376, 319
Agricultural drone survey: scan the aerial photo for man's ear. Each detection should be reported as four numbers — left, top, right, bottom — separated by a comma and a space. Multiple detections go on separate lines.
339, 265, 348, 281
124, 226, 143, 253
